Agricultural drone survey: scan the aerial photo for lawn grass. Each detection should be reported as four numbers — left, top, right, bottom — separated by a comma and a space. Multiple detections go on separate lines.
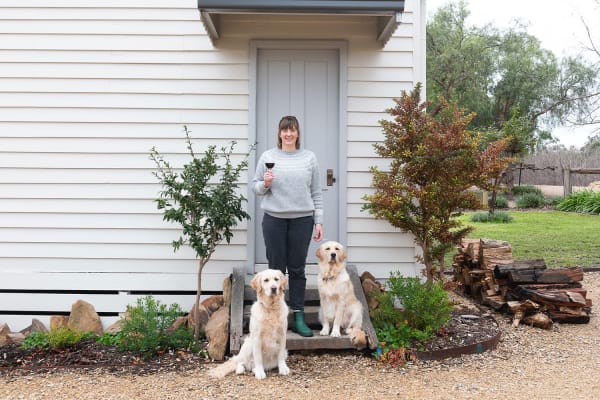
451, 210, 600, 268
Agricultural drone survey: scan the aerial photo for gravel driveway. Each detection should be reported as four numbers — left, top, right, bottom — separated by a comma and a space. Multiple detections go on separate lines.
2, 272, 599, 400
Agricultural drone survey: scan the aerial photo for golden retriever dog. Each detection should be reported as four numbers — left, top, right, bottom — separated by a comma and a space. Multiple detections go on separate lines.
315, 241, 367, 349
208, 269, 290, 379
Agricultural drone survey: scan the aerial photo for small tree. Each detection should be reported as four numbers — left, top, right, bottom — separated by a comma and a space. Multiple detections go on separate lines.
150, 126, 251, 339
363, 84, 511, 282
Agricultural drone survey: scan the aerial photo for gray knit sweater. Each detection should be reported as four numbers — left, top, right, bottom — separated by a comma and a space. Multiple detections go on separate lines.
252, 148, 323, 225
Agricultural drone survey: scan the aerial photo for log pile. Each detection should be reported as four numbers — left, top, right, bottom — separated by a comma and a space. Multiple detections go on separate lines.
453, 238, 592, 329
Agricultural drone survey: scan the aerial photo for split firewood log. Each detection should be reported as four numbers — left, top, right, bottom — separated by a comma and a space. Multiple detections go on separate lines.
508, 300, 540, 327
522, 312, 553, 330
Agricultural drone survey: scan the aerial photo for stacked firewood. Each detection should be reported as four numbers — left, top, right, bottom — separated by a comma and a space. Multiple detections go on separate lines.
453, 238, 592, 329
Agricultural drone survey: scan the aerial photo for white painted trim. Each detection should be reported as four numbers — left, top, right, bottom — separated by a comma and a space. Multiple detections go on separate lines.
247, 40, 349, 272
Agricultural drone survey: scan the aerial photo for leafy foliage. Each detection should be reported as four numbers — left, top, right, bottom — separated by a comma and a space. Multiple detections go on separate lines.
488, 193, 508, 209
516, 193, 545, 208
427, 0, 598, 154
21, 327, 95, 350
119, 296, 197, 358
371, 272, 452, 358
556, 190, 600, 214
470, 211, 513, 223
150, 126, 252, 338
512, 185, 543, 197
363, 84, 512, 281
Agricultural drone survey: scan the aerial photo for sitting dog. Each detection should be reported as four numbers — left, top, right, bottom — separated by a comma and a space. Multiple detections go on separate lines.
208, 269, 290, 379
315, 241, 367, 349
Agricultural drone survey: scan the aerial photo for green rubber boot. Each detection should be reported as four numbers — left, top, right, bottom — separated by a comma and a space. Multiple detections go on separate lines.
292, 310, 313, 337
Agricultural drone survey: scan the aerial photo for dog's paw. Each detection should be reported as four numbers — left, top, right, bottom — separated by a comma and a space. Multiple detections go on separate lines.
254, 368, 267, 380
278, 364, 290, 376
330, 329, 342, 337
235, 364, 245, 374
319, 328, 329, 336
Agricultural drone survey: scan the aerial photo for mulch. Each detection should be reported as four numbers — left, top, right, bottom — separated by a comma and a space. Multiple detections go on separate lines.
0, 298, 501, 377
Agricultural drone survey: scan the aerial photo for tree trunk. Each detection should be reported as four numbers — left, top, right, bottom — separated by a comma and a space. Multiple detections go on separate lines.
194, 258, 206, 340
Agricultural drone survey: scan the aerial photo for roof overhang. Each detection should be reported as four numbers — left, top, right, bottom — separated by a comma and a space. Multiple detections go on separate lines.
198, 0, 404, 46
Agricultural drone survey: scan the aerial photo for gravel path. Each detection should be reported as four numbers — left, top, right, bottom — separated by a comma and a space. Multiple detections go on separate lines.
2, 272, 599, 400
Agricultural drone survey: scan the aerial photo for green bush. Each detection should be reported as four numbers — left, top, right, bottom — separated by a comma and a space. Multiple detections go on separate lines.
21, 327, 94, 350
371, 273, 452, 355
512, 185, 543, 197
515, 193, 545, 208
470, 211, 513, 223
556, 190, 600, 214
546, 196, 563, 207
119, 295, 197, 358
488, 194, 508, 209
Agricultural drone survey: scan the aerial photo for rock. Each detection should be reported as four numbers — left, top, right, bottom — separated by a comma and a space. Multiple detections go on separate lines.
67, 300, 103, 334
50, 315, 70, 331
166, 316, 189, 335
7, 332, 26, 345
20, 319, 49, 336
0, 323, 12, 346
362, 278, 383, 310
201, 295, 224, 316
188, 303, 210, 335
360, 271, 378, 285
205, 307, 229, 361
222, 276, 232, 310
105, 320, 123, 334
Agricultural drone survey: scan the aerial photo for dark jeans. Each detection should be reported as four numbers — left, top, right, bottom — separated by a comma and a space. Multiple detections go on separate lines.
261, 213, 314, 311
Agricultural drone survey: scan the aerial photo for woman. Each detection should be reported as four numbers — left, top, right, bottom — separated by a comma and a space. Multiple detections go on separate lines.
252, 115, 323, 337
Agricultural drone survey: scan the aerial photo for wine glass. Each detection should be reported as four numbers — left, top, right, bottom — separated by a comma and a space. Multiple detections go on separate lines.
265, 162, 275, 170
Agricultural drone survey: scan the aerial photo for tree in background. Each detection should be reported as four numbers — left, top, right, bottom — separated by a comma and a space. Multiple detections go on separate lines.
150, 127, 252, 339
363, 85, 511, 282
427, 0, 599, 157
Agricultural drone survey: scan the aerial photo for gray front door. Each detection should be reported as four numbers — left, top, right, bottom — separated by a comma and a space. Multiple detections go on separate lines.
255, 48, 340, 266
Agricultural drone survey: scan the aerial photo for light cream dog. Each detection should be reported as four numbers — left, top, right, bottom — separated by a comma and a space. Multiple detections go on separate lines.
315, 241, 367, 349
208, 269, 290, 379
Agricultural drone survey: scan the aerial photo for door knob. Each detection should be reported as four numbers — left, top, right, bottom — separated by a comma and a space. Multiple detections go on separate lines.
327, 169, 336, 186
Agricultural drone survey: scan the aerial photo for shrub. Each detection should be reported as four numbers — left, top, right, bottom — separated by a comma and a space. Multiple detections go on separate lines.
371, 272, 452, 357
546, 196, 563, 207
488, 194, 508, 209
21, 327, 94, 350
119, 296, 197, 358
470, 211, 513, 223
515, 193, 545, 208
556, 190, 600, 214
512, 185, 543, 197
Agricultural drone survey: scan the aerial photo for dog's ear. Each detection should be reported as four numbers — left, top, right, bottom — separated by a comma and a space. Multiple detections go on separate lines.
338, 246, 347, 262
250, 273, 262, 294
280, 272, 288, 292
315, 247, 321, 258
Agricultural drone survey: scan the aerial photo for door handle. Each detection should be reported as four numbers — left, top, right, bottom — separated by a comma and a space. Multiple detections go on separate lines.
327, 168, 336, 186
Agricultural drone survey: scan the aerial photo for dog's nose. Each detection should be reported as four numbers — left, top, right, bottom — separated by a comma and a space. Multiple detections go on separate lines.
270, 286, 277, 295
330, 252, 336, 259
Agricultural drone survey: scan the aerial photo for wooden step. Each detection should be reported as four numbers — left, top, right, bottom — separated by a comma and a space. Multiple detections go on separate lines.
229, 265, 379, 354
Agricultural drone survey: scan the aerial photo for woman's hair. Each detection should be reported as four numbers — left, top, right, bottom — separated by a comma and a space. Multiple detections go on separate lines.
277, 115, 301, 149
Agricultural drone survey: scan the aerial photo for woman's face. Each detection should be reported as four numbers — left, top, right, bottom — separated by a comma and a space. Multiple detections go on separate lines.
279, 128, 299, 149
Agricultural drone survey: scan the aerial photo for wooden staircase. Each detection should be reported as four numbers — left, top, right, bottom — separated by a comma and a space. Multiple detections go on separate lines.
229, 265, 379, 353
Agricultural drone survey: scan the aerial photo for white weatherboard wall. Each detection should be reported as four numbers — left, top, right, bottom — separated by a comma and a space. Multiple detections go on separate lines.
0, 0, 425, 331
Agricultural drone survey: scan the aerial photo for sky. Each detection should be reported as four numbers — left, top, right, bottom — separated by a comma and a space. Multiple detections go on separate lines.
426, 0, 600, 149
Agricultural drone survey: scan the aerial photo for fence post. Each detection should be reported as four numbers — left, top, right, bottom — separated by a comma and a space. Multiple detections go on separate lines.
562, 169, 572, 197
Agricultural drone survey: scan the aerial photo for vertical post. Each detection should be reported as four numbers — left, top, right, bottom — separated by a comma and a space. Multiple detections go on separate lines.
562, 169, 572, 197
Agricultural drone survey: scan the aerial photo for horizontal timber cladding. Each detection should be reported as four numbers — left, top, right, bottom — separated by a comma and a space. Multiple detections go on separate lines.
0, 0, 424, 330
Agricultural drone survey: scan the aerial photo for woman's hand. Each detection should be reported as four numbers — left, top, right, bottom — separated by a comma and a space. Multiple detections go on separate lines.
264, 170, 274, 188
313, 223, 323, 242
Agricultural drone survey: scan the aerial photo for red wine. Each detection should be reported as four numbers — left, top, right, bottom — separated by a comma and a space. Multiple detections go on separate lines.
265, 162, 275, 169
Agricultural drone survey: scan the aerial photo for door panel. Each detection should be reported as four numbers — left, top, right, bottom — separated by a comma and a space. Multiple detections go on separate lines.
255, 48, 340, 266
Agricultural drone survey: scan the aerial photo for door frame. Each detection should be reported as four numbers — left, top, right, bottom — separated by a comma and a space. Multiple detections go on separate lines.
247, 40, 348, 273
